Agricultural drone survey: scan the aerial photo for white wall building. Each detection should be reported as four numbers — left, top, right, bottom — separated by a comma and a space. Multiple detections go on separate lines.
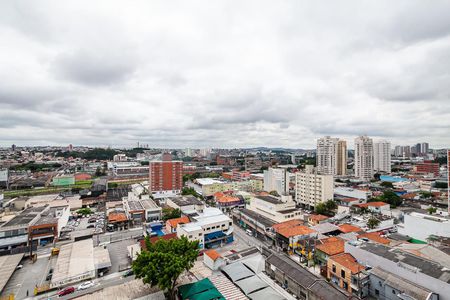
374, 140, 391, 173
316, 136, 347, 176
354, 136, 374, 181
334, 187, 371, 201
398, 212, 450, 241
295, 165, 334, 209
263, 168, 288, 195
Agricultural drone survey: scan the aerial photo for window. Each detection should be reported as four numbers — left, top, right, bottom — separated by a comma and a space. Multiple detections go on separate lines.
199, 233, 202, 236
378, 281, 382, 287
332, 265, 336, 273
392, 290, 396, 295
375, 289, 379, 296
229, 222, 232, 226
188, 235, 192, 238
341, 270, 346, 278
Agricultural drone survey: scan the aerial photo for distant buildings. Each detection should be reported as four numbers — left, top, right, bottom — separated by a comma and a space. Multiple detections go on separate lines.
394, 145, 411, 158
295, 165, 334, 209
354, 136, 374, 181
263, 167, 288, 195
373, 140, 391, 173
316, 136, 347, 176
113, 154, 127, 162
0, 169, 8, 188
414, 160, 440, 177
149, 153, 183, 196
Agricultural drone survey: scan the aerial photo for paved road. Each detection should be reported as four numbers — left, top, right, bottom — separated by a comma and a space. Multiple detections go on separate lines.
232, 223, 271, 249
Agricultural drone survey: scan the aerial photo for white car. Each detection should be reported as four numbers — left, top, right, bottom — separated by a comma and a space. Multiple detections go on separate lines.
77, 281, 95, 290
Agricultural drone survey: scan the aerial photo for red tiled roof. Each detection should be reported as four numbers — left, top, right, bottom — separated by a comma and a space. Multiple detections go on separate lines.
140, 233, 178, 250
204, 249, 221, 261
216, 195, 240, 204
354, 201, 388, 208
277, 225, 316, 238
330, 253, 365, 274
166, 216, 190, 228
316, 237, 345, 256
338, 224, 362, 233
272, 219, 303, 232
309, 214, 329, 221
358, 232, 390, 245
108, 212, 128, 223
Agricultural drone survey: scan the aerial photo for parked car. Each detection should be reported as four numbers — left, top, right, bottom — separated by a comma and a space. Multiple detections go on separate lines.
77, 281, 95, 290
16, 264, 23, 270
122, 269, 134, 277
86, 224, 95, 228
58, 287, 75, 297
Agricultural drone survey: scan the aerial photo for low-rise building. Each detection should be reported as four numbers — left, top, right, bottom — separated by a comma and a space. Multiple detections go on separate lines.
177, 208, 233, 249
247, 194, 303, 223
165, 216, 190, 233
353, 201, 390, 214
327, 253, 367, 296
398, 212, 449, 241
166, 196, 205, 214
345, 241, 450, 300
203, 249, 225, 270
334, 187, 371, 201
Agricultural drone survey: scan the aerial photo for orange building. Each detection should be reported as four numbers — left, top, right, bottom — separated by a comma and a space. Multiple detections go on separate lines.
327, 253, 365, 294
149, 154, 183, 194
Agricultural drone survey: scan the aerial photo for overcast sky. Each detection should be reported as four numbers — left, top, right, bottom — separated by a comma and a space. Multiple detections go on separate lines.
0, 1, 449, 149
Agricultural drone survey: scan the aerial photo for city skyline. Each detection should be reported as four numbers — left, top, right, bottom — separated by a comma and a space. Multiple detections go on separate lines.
1, 1, 450, 148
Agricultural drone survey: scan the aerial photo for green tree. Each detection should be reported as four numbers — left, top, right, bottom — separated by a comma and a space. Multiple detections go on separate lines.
367, 217, 380, 229
315, 203, 327, 215
420, 191, 433, 199
269, 190, 280, 197
132, 236, 199, 300
378, 190, 402, 208
181, 187, 200, 197
380, 181, 394, 188
325, 200, 337, 211
427, 207, 437, 215
77, 208, 92, 216
435, 181, 448, 189
162, 208, 181, 221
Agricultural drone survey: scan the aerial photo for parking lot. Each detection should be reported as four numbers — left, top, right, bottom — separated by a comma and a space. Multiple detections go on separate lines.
106, 239, 137, 273
1, 255, 51, 299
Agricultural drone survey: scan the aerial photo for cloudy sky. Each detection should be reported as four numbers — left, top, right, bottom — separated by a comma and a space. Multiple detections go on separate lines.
1, 1, 449, 149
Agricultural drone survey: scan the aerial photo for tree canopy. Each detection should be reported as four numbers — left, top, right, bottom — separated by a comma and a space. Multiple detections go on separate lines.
132, 236, 199, 300
375, 190, 402, 208
380, 181, 394, 188
315, 200, 337, 216
162, 208, 181, 221
367, 217, 380, 229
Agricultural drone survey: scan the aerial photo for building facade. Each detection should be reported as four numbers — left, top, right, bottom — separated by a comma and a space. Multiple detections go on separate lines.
373, 140, 391, 173
263, 168, 288, 195
354, 136, 374, 181
149, 154, 183, 196
316, 136, 347, 176
295, 165, 334, 209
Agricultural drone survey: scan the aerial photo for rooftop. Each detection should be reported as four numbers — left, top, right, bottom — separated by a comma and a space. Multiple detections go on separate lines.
356, 201, 389, 208
277, 225, 316, 238
357, 232, 390, 245
357, 242, 450, 283
329, 253, 365, 274
169, 196, 203, 207
255, 195, 283, 205
195, 178, 224, 185
338, 224, 362, 233
237, 209, 276, 228
316, 237, 345, 256
204, 249, 221, 261
309, 214, 329, 222
1, 206, 48, 228
167, 216, 190, 228
272, 219, 303, 232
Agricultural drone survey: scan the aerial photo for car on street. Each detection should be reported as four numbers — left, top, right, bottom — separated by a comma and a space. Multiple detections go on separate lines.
77, 281, 95, 290
58, 286, 75, 297
246, 229, 253, 236
16, 264, 23, 269
122, 269, 134, 277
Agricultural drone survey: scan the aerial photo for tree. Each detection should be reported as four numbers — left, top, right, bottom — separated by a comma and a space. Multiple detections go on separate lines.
181, 187, 200, 198
427, 207, 437, 215
380, 181, 394, 188
269, 190, 280, 197
378, 190, 402, 208
325, 200, 337, 211
162, 208, 181, 221
367, 217, 380, 229
95, 167, 106, 177
132, 236, 199, 300
420, 191, 433, 199
315, 203, 327, 215
77, 208, 92, 216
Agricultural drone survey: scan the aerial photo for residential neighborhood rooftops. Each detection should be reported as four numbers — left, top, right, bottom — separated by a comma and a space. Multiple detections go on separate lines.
255, 195, 283, 204
308, 214, 329, 222
272, 219, 303, 232
355, 201, 389, 208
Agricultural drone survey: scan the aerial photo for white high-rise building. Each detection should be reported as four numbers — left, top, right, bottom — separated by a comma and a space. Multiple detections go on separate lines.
316, 136, 347, 176
295, 165, 334, 209
374, 140, 391, 173
354, 136, 374, 181
263, 167, 288, 195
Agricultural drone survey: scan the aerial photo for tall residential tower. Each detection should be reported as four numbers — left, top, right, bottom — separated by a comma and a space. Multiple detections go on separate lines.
316, 136, 347, 176
374, 140, 391, 173
354, 136, 374, 181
